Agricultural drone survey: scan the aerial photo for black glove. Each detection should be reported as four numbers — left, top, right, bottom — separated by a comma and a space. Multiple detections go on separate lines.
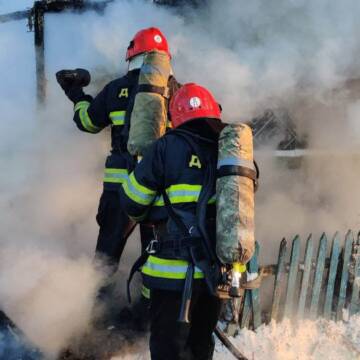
56, 68, 91, 103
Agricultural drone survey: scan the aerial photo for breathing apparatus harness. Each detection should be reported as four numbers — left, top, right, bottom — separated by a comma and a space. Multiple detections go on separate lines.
127, 128, 260, 323
126, 129, 220, 320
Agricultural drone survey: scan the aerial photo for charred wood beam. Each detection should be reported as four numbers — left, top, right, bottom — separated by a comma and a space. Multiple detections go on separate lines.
0, 1, 116, 107
33, 0, 115, 14
30, 1, 116, 105
260, 258, 333, 277
0, 10, 29, 23
153, 0, 206, 6
214, 327, 248, 360
34, 2, 46, 105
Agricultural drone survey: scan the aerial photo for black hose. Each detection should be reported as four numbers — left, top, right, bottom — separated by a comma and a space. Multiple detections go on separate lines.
214, 326, 249, 360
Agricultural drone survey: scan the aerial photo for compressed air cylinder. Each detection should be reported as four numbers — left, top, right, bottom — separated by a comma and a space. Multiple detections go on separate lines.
216, 124, 255, 265
128, 50, 171, 156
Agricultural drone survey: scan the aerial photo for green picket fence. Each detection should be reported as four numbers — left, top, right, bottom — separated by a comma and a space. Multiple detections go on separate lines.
240, 230, 360, 330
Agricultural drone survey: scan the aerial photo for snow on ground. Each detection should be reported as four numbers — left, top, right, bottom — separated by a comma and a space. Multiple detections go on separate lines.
111, 316, 360, 360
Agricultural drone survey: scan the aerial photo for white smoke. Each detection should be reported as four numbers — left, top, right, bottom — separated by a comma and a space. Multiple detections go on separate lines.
1, 0, 360, 357
0, 247, 102, 355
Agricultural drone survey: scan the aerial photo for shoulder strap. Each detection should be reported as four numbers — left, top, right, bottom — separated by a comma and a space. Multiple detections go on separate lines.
167, 76, 182, 120
165, 130, 218, 263
161, 189, 189, 237
122, 74, 139, 142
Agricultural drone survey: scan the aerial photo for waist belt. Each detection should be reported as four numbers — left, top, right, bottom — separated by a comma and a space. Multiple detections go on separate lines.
146, 236, 203, 254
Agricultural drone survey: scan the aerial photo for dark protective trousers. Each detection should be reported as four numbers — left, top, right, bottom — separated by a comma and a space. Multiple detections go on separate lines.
95, 189, 153, 271
149, 284, 222, 360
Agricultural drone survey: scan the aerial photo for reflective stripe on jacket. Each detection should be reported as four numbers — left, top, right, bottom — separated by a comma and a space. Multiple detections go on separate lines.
141, 255, 205, 291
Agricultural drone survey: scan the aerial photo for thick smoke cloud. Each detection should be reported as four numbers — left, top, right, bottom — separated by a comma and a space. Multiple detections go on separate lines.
81, 0, 360, 253
0, 0, 360, 357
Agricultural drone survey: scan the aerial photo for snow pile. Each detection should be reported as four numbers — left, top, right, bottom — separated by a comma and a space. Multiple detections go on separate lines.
215, 316, 360, 360
109, 316, 360, 359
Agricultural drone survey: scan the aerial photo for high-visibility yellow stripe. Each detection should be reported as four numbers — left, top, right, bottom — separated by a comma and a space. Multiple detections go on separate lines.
74, 101, 89, 112
103, 168, 128, 184
109, 111, 126, 126
153, 184, 216, 206
122, 177, 216, 207
74, 101, 101, 133
142, 255, 204, 280
153, 184, 201, 206
146, 256, 192, 267
141, 285, 151, 299
122, 172, 156, 206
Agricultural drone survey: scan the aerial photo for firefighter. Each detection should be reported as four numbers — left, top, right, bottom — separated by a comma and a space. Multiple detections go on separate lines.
120, 83, 225, 360
56, 27, 180, 326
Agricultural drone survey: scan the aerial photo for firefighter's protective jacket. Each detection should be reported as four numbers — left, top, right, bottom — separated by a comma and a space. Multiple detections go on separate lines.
72, 70, 179, 190
119, 125, 218, 290
73, 70, 139, 190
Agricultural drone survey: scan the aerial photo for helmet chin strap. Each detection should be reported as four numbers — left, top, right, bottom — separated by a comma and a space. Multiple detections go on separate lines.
128, 53, 173, 74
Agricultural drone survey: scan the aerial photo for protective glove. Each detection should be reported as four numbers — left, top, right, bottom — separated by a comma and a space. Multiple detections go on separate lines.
55, 68, 91, 103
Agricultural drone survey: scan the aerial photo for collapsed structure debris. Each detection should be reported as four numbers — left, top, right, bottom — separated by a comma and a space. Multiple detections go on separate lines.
0, 0, 115, 105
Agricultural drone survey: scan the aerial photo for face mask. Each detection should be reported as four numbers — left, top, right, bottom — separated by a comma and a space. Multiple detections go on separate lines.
128, 54, 145, 71
128, 53, 173, 74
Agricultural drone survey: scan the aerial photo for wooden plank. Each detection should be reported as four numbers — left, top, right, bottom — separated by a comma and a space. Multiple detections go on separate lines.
323, 232, 340, 319
297, 235, 313, 319
250, 242, 261, 329
350, 232, 360, 316
240, 290, 251, 329
240, 243, 260, 329
271, 238, 287, 321
350, 255, 360, 316
336, 230, 354, 320
215, 327, 249, 360
284, 235, 301, 318
309, 233, 327, 319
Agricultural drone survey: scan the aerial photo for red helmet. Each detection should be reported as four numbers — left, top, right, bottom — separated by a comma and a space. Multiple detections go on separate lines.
126, 27, 171, 61
169, 83, 222, 129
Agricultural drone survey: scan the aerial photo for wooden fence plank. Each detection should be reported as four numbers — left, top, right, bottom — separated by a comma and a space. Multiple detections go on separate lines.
350, 232, 360, 316
336, 230, 354, 320
297, 235, 313, 319
309, 233, 327, 319
240, 243, 260, 329
250, 242, 261, 329
240, 290, 251, 329
271, 238, 287, 321
284, 235, 301, 318
323, 232, 340, 319
350, 256, 360, 316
